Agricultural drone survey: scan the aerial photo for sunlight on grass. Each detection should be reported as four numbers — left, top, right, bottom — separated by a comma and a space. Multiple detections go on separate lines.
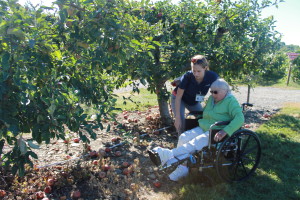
271, 78, 300, 89
280, 102, 300, 118
114, 88, 159, 111
257, 169, 282, 183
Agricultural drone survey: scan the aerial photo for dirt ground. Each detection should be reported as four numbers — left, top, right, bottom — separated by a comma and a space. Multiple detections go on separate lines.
0, 102, 274, 200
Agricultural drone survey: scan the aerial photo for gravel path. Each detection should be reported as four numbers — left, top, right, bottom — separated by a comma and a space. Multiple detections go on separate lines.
232, 86, 300, 111
116, 83, 300, 111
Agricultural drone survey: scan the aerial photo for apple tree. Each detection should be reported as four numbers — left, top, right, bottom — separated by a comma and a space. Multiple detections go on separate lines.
0, 0, 136, 175
116, 0, 283, 126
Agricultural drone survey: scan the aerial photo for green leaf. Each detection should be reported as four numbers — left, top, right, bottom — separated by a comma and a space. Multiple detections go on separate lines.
17, 137, 27, 155
1, 52, 10, 71
27, 141, 40, 149
131, 39, 141, 46
28, 151, 38, 159
106, 124, 111, 132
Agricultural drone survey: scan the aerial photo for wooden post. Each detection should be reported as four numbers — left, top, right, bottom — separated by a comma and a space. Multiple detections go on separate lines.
247, 84, 250, 104
286, 62, 292, 86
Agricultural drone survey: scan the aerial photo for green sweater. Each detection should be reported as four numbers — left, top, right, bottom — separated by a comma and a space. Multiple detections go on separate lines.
198, 94, 245, 136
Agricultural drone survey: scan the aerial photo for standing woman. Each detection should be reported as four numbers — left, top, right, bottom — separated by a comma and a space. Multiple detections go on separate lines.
171, 55, 218, 134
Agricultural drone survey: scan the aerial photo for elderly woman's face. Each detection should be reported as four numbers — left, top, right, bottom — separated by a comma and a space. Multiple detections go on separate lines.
210, 88, 227, 102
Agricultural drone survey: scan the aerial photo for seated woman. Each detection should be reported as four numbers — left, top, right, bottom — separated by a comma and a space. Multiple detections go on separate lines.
148, 79, 245, 181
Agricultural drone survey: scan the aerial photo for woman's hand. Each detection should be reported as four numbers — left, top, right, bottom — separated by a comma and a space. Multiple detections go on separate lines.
174, 117, 181, 133
214, 130, 227, 142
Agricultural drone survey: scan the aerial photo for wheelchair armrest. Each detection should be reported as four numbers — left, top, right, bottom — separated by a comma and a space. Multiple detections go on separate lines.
213, 121, 230, 126
189, 111, 203, 115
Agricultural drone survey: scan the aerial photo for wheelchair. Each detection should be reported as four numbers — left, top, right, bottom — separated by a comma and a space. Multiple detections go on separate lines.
160, 104, 262, 183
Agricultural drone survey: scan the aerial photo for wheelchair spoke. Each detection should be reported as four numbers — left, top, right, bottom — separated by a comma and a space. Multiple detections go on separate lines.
240, 145, 258, 156
239, 160, 250, 176
240, 135, 251, 153
216, 130, 261, 182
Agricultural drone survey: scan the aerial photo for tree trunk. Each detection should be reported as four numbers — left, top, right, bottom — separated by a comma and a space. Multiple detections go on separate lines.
155, 80, 173, 127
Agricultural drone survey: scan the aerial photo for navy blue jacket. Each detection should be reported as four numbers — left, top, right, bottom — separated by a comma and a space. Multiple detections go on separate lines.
175, 71, 218, 106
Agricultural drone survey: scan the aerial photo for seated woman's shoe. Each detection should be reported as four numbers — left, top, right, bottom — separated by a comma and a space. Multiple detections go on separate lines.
148, 147, 173, 166
169, 165, 189, 181
148, 150, 161, 166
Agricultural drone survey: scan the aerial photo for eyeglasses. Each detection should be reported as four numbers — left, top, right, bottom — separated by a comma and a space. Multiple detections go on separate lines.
210, 90, 218, 94
191, 58, 205, 65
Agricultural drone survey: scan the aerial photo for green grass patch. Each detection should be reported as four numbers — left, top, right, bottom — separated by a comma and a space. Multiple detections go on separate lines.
267, 78, 300, 89
280, 102, 300, 118
175, 104, 300, 200
114, 88, 158, 111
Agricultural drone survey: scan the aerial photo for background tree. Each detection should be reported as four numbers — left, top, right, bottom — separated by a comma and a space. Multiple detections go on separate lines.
292, 54, 300, 83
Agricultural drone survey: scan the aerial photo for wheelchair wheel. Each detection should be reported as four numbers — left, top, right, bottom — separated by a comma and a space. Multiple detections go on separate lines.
216, 129, 261, 182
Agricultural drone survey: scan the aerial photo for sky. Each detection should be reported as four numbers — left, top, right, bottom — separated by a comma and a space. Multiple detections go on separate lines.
18, 0, 300, 46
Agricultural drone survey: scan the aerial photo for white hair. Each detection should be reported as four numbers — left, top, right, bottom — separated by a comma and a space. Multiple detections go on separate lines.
210, 78, 231, 94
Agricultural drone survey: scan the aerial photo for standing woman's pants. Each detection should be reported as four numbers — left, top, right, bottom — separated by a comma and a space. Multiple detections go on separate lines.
171, 94, 202, 134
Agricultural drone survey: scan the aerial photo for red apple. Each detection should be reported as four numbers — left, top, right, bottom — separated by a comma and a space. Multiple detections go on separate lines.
115, 151, 122, 157
122, 161, 130, 168
35, 191, 45, 199
124, 115, 128, 120
71, 190, 81, 198
108, 46, 114, 52
123, 168, 130, 175
105, 147, 111, 153
89, 151, 98, 157
63, 139, 69, 144
86, 145, 91, 151
111, 137, 120, 142
73, 138, 80, 143
92, 160, 99, 165
244, 124, 251, 128
153, 130, 159, 135
153, 180, 161, 188
47, 178, 54, 186
0, 190, 6, 197
44, 186, 52, 194
102, 164, 110, 171
99, 171, 106, 178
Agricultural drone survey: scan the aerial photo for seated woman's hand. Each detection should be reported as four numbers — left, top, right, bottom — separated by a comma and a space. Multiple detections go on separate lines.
214, 130, 227, 142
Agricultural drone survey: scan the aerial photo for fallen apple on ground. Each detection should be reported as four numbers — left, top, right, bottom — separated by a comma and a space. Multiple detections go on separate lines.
99, 171, 106, 178
47, 178, 54, 186
73, 138, 80, 143
115, 151, 122, 157
153, 180, 162, 188
44, 186, 52, 194
71, 190, 81, 198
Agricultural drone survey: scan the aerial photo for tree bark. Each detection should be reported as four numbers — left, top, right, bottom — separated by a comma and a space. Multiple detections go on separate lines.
155, 80, 173, 127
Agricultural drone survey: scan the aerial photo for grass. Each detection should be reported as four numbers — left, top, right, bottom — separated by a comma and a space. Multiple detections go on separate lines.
174, 103, 300, 200
114, 88, 158, 111
268, 78, 300, 89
